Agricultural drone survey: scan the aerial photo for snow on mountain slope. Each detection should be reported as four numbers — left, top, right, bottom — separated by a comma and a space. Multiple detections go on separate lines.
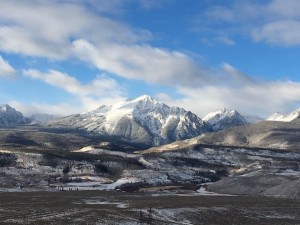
267, 113, 285, 121
0, 104, 29, 125
51, 95, 212, 146
203, 108, 249, 131
267, 109, 300, 122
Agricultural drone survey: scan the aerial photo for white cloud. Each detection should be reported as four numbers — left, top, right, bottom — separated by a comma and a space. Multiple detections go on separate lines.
0, 55, 15, 78
221, 63, 255, 85
9, 101, 79, 117
162, 83, 300, 118
0, 0, 208, 87
252, 20, 300, 46
267, 0, 300, 18
9, 95, 126, 117
215, 36, 235, 46
72, 39, 211, 86
199, 0, 300, 46
0, 0, 146, 59
1, 0, 300, 119
61, 0, 132, 14
62, 0, 167, 13
22, 69, 126, 114
14, 64, 300, 119
23, 69, 122, 97
158, 65, 300, 118
137, 0, 169, 10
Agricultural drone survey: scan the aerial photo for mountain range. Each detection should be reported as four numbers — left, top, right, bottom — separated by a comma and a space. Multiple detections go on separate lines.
49, 95, 212, 146
1, 95, 300, 147
267, 108, 300, 122
0, 104, 29, 125
1, 96, 299, 201
203, 108, 249, 131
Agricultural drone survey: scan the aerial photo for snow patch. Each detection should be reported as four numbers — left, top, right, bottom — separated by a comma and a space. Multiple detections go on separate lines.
196, 187, 236, 196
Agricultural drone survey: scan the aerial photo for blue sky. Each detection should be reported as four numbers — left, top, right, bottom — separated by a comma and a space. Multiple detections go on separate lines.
0, 0, 300, 117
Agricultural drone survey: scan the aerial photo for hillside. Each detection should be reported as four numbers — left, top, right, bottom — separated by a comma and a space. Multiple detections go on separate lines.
145, 119, 300, 153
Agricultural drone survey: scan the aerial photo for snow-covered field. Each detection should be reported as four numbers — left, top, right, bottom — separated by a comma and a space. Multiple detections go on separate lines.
0, 145, 299, 200
0, 190, 299, 225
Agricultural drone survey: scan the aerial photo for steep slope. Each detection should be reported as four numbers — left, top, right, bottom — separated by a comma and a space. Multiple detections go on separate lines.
267, 109, 300, 122
50, 95, 212, 146
146, 119, 300, 153
0, 104, 29, 125
203, 108, 249, 131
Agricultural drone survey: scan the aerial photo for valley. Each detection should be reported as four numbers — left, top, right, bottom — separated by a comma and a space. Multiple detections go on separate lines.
0, 191, 299, 225
1, 99, 300, 224
0, 125, 299, 200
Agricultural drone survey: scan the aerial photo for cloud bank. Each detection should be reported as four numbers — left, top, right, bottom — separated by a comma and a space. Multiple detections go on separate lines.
198, 0, 300, 46
0, 55, 15, 78
0, 0, 202, 87
22, 69, 125, 114
0, 0, 300, 118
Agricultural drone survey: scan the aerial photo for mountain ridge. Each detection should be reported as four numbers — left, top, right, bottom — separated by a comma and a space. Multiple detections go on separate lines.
0, 104, 30, 125
267, 108, 300, 122
203, 108, 249, 131
145, 119, 300, 153
50, 95, 213, 146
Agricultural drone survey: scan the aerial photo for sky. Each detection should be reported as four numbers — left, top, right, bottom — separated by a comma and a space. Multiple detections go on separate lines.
0, 0, 300, 118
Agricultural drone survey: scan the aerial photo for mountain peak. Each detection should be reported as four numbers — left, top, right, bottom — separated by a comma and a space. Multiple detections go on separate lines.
216, 108, 227, 113
135, 94, 155, 101
267, 108, 300, 122
130, 95, 159, 105
126, 95, 156, 103
0, 104, 14, 112
203, 108, 248, 131
52, 96, 212, 146
0, 104, 29, 125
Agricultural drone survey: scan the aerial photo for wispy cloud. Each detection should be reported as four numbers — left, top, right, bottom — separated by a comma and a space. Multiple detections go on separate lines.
0, 0, 208, 87
136, 0, 170, 10
221, 63, 256, 85
72, 39, 211, 86
0, 0, 147, 59
196, 0, 300, 46
0, 55, 15, 78
22, 69, 125, 114
159, 64, 300, 117
215, 36, 235, 46
252, 20, 300, 46
1, 0, 300, 118
23, 69, 123, 98
9, 101, 79, 117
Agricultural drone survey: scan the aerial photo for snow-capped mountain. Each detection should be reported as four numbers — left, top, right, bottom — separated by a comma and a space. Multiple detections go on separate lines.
267, 109, 300, 122
267, 112, 286, 121
203, 108, 249, 131
51, 95, 212, 146
0, 104, 30, 125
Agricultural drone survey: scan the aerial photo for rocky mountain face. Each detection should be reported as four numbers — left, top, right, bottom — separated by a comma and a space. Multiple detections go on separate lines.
267, 108, 300, 122
0, 104, 29, 125
203, 108, 249, 131
147, 119, 300, 153
50, 95, 212, 146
